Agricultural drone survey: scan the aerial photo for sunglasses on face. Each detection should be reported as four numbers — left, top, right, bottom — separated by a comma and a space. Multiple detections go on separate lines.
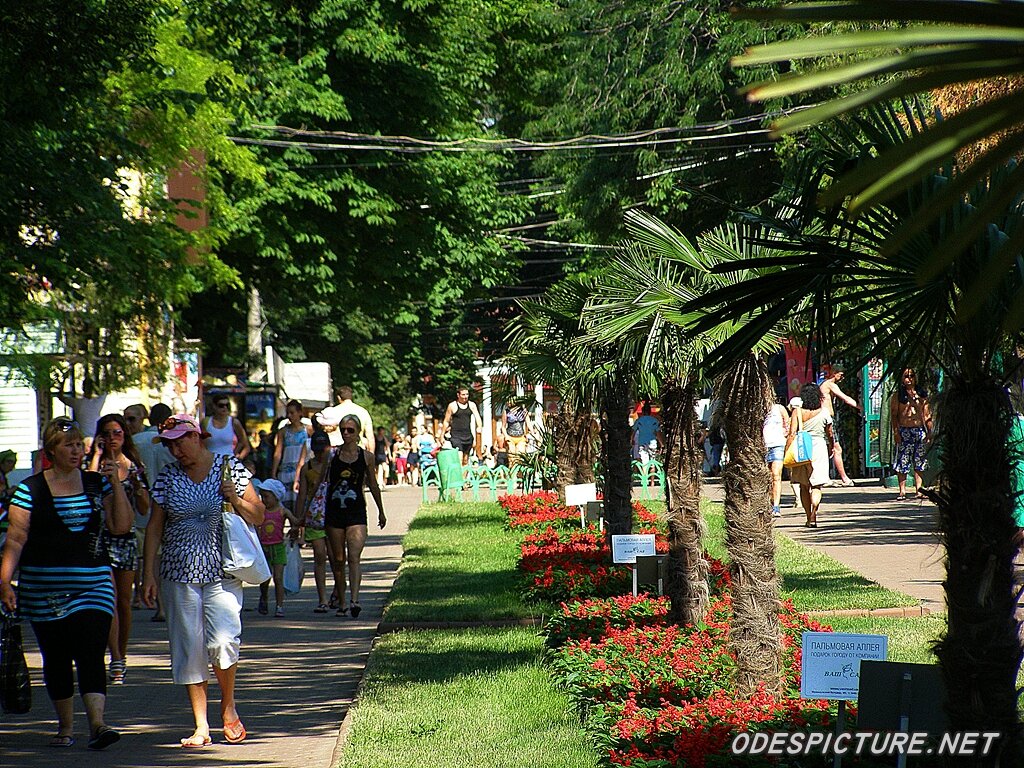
215, 401, 229, 408
101, 428, 124, 438
158, 416, 195, 433
125, 416, 140, 422
341, 427, 357, 434
54, 419, 80, 432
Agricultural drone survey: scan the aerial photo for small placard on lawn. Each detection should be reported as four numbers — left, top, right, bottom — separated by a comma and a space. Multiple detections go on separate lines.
564, 483, 597, 507
611, 534, 656, 564
800, 631, 888, 701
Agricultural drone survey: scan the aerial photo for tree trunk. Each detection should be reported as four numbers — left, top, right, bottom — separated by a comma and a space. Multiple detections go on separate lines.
933, 377, 1022, 766
662, 378, 709, 625
717, 354, 782, 697
602, 375, 634, 537
553, 406, 596, 501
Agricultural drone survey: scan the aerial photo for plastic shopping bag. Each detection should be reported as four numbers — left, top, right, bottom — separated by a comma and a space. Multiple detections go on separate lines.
283, 539, 305, 595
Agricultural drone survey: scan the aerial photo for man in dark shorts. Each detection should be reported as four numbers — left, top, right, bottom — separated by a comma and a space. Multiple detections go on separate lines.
441, 387, 482, 465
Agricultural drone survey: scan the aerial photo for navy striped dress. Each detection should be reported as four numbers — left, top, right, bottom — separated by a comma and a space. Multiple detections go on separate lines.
11, 472, 115, 621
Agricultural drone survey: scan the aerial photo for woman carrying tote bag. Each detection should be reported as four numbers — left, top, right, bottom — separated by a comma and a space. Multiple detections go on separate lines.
142, 415, 265, 748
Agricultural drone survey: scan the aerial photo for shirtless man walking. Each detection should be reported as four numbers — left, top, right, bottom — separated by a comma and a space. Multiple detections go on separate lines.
819, 365, 860, 486
889, 368, 933, 500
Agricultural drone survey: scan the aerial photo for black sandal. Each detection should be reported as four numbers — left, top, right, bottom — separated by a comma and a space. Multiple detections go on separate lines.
88, 726, 121, 751
350, 603, 362, 619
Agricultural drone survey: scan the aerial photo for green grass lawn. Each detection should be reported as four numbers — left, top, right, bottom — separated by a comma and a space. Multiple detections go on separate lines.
337, 628, 597, 768
383, 502, 541, 623
701, 504, 920, 611
821, 614, 945, 664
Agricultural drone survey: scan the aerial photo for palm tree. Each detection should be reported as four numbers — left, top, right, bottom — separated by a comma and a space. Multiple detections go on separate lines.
734, 0, 1024, 291
505, 277, 599, 501
585, 212, 785, 692
688, 105, 1024, 759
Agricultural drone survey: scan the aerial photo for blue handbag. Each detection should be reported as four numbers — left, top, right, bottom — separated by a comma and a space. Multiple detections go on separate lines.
784, 410, 814, 468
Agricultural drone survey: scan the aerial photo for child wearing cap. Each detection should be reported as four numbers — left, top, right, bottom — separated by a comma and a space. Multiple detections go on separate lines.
254, 479, 300, 617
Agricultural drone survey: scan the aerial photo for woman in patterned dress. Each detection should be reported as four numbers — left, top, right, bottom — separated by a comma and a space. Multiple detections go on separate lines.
271, 399, 309, 505
0, 417, 132, 749
141, 415, 264, 748
88, 413, 150, 685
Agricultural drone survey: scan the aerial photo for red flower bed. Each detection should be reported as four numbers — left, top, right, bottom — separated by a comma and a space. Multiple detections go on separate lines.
500, 491, 847, 767
545, 593, 670, 648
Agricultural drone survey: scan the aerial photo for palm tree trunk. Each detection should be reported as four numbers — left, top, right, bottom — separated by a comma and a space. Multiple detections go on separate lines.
574, 412, 596, 485
602, 375, 634, 537
662, 378, 709, 625
553, 406, 596, 500
933, 377, 1022, 764
718, 354, 782, 697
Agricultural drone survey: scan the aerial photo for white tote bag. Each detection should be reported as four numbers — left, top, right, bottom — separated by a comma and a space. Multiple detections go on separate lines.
222, 511, 271, 584
283, 539, 305, 595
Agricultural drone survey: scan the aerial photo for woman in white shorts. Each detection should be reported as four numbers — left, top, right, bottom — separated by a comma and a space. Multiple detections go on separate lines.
142, 415, 264, 748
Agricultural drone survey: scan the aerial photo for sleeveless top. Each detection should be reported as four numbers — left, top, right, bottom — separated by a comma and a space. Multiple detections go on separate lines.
13, 471, 116, 621
505, 407, 527, 437
327, 449, 368, 515
763, 407, 787, 450
204, 416, 236, 456
258, 504, 285, 546
277, 426, 307, 489
302, 457, 327, 516
450, 402, 473, 439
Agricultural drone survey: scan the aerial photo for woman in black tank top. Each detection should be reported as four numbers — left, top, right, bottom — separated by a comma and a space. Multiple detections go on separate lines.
323, 415, 387, 618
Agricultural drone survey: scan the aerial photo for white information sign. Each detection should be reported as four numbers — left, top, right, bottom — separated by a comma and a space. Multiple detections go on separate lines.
800, 631, 888, 701
611, 534, 656, 564
564, 483, 597, 507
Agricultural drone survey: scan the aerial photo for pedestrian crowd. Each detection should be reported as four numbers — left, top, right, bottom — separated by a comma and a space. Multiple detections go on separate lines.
0, 386, 393, 751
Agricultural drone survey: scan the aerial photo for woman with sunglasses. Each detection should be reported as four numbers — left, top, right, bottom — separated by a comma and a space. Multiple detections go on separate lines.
324, 415, 386, 618
141, 415, 265, 748
0, 417, 132, 749
87, 414, 150, 685
201, 395, 252, 460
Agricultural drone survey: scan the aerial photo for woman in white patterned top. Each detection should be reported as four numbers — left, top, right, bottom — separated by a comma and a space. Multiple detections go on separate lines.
142, 415, 264, 749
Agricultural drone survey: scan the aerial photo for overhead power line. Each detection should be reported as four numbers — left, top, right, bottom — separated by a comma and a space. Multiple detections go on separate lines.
229, 109, 798, 154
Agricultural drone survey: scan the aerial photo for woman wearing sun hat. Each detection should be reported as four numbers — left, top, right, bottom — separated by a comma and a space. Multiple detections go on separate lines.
142, 414, 264, 748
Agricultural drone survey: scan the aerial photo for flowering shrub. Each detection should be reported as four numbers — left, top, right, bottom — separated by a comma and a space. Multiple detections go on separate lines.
545, 593, 670, 648
604, 688, 832, 768
552, 621, 736, 708
552, 597, 836, 767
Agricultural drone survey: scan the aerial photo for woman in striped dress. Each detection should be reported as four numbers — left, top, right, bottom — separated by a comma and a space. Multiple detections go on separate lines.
0, 417, 133, 750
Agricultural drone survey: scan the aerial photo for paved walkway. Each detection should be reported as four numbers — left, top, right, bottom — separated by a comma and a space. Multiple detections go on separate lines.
702, 478, 946, 613
0, 485, 422, 768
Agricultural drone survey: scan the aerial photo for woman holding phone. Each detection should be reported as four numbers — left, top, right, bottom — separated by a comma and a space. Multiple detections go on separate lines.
88, 414, 150, 685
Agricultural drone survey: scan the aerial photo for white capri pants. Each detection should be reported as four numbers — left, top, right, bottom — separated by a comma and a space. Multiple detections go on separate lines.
161, 578, 243, 685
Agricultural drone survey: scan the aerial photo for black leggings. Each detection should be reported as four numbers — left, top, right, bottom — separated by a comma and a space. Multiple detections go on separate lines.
32, 609, 111, 700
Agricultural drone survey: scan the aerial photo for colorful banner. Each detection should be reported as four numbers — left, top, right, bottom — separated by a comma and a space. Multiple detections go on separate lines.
782, 340, 814, 402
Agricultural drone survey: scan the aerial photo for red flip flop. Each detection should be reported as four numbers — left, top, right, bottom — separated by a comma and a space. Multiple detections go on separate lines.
223, 718, 246, 744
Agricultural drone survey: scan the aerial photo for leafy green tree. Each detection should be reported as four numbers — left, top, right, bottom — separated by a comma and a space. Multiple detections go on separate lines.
506, 277, 599, 500
734, 0, 1024, 324
177, 0, 542, 405
524, 0, 793, 247
0, 0, 255, 392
